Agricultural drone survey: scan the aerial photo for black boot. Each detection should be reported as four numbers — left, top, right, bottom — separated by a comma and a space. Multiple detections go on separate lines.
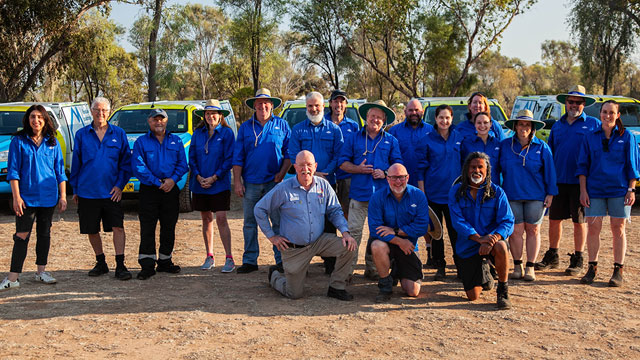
608, 263, 623, 287
496, 281, 512, 310
565, 252, 584, 276
535, 249, 560, 270
580, 263, 597, 284
137, 257, 156, 280
375, 275, 393, 303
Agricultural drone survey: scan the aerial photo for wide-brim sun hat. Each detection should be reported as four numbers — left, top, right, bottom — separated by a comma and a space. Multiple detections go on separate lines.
428, 206, 443, 241
195, 99, 230, 118
505, 109, 545, 131
358, 99, 396, 124
245, 88, 282, 110
556, 85, 596, 106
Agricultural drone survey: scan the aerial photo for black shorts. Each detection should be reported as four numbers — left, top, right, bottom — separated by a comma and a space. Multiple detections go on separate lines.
77, 197, 124, 234
192, 190, 231, 212
373, 240, 423, 282
549, 183, 585, 223
458, 254, 494, 291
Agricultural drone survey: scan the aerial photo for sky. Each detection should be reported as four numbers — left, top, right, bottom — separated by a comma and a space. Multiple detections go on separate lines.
109, 0, 573, 66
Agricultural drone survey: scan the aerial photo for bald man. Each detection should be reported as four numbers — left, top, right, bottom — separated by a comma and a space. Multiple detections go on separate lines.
255, 151, 357, 300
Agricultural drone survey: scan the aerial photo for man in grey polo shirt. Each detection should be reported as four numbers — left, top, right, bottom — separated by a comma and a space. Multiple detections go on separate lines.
255, 150, 357, 300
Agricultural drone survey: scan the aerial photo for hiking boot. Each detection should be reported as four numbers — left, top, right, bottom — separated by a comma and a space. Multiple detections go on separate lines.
580, 264, 597, 284
510, 263, 524, 280
535, 249, 559, 270
523, 266, 536, 282
88, 262, 109, 277
327, 286, 354, 301
481, 259, 494, 291
156, 259, 181, 274
200, 256, 215, 270
496, 282, 512, 310
136, 267, 156, 280
0, 277, 19, 291
434, 267, 446, 281
608, 265, 623, 287
236, 263, 258, 274
221, 258, 236, 273
565, 253, 584, 276
376, 275, 393, 303
115, 266, 132, 281
35, 272, 56, 284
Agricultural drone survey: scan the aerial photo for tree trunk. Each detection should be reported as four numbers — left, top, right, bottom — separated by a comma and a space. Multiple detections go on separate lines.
148, 0, 163, 101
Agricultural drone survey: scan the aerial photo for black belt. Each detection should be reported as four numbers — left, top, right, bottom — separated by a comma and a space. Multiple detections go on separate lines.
286, 242, 307, 249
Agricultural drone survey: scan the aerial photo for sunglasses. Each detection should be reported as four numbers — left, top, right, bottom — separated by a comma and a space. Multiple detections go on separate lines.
566, 100, 585, 106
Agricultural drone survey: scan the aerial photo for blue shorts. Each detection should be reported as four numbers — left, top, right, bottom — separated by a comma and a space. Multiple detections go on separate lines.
585, 197, 631, 219
509, 200, 545, 225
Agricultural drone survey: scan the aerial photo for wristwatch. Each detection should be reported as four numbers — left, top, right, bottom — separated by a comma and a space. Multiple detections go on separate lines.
628, 188, 635, 193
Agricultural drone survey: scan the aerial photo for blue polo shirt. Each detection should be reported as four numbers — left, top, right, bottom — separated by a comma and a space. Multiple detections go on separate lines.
188, 125, 235, 195
69, 124, 132, 199
499, 136, 557, 201
254, 176, 349, 246
460, 134, 501, 184
132, 131, 188, 187
325, 113, 359, 181
368, 184, 430, 246
548, 112, 601, 184
576, 127, 640, 198
233, 115, 290, 184
289, 117, 343, 184
448, 182, 514, 259
417, 127, 463, 204
7, 135, 67, 207
338, 128, 403, 202
456, 113, 506, 142
388, 120, 434, 187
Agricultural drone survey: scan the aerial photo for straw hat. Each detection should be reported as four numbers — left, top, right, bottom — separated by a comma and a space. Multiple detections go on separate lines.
504, 109, 545, 131
556, 85, 596, 106
194, 99, 230, 118
358, 99, 396, 124
427, 206, 443, 240
245, 88, 282, 109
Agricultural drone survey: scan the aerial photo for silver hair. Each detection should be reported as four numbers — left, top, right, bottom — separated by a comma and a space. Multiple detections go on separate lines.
306, 91, 324, 103
91, 97, 110, 110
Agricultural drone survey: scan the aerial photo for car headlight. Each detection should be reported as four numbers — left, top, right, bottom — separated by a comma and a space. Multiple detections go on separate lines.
0, 150, 8, 162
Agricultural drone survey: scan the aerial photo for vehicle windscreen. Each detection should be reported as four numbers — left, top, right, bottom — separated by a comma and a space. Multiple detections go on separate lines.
109, 109, 188, 133
0, 111, 24, 135
281, 107, 362, 129
423, 105, 507, 126
583, 102, 640, 126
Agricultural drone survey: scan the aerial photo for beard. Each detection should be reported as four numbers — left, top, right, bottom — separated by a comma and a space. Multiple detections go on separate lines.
567, 109, 582, 118
390, 184, 407, 195
307, 110, 324, 124
407, 114, 420, 125
470, 173, 485, 185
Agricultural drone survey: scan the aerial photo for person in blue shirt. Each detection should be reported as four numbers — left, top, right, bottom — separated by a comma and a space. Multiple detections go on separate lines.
449, 152, 514, 309
326, 89, 360, 218
1, 105, 67, 292
576, 100, 639, 287
500, 109, 557, 282
460, 112, 501, 184
537, 85, 601, 276
456, 92, 505, 142
338, 100, 403, 280
417, 104, 462, 281
69, 97, 133, 281
233, 88, 291, 274
368, 163, 440, 303
190, 99, 236, 273
132, 108, 188, 280
256, 151, 357, 301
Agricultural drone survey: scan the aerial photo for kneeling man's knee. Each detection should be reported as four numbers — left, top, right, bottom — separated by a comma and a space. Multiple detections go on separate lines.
493, 241, 508, 257
370, 240, 389, 255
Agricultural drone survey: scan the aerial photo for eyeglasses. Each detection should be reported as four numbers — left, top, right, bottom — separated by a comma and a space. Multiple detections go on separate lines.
566, 100, 585, 106
388, 175, 408, 181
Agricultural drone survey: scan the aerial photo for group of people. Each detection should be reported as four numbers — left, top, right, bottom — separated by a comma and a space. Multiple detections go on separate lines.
1, 85, 638, 310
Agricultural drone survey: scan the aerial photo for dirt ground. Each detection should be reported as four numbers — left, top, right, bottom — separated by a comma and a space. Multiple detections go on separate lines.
0, 194, 639, 359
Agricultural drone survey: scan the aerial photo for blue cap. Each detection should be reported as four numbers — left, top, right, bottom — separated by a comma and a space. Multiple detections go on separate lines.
148, 108, 168, 119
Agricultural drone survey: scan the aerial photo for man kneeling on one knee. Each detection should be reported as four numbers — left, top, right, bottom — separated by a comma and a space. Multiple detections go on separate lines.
255, 150, 357, 300
368, 163, 437, 303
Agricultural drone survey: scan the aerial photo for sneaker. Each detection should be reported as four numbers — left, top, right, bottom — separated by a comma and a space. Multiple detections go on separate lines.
115, 266, 132, 281
88, 262, 109, 277
0, 277, 19, 291
580, 264, 597, 284
565, 253, 584, 276
523, 266, 536, 281
200, 256, 215, 270
510, 263, 524, 280
535, 249, 559, 270
434, 267, 446, 281
608, 265, 623, 287
35, 272, 57, 284
327, 286, 354, 301
236, 263, 259, 274
221, 258, 236, 273
156, 260, 181, 274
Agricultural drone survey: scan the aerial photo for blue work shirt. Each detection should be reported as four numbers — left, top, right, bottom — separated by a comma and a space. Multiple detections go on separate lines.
69, 124, 132, 199
132, 131, 188, 187
254, 176, 349, 246
576, 127, 640, 198
448, 182, 514, 259
233, 114, 291, 184
289, 117, 343, 184
456, 113, 506, 142
188, 125, 235, 195
338, 128, 403, 202
499, 136, 557, 201
388, 120, 435, 187
7, 135, 67, 207
417, 127, 463, 204
460, 134, 501, 184
548, 112, 601, 184
368, 184, 430, 246
325, 113, 360, 181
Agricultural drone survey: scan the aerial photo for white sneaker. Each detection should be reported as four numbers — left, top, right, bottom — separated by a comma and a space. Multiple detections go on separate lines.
200, 256, 215, 270
0, 277, 19, 291
221, 258, 235, 273
35, 272, 57, 284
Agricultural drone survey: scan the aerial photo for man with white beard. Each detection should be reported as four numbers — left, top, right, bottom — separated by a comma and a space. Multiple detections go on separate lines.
289, 91, 345, 274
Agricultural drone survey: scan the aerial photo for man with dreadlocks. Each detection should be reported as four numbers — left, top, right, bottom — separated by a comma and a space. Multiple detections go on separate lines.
448, 152, 515, 309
